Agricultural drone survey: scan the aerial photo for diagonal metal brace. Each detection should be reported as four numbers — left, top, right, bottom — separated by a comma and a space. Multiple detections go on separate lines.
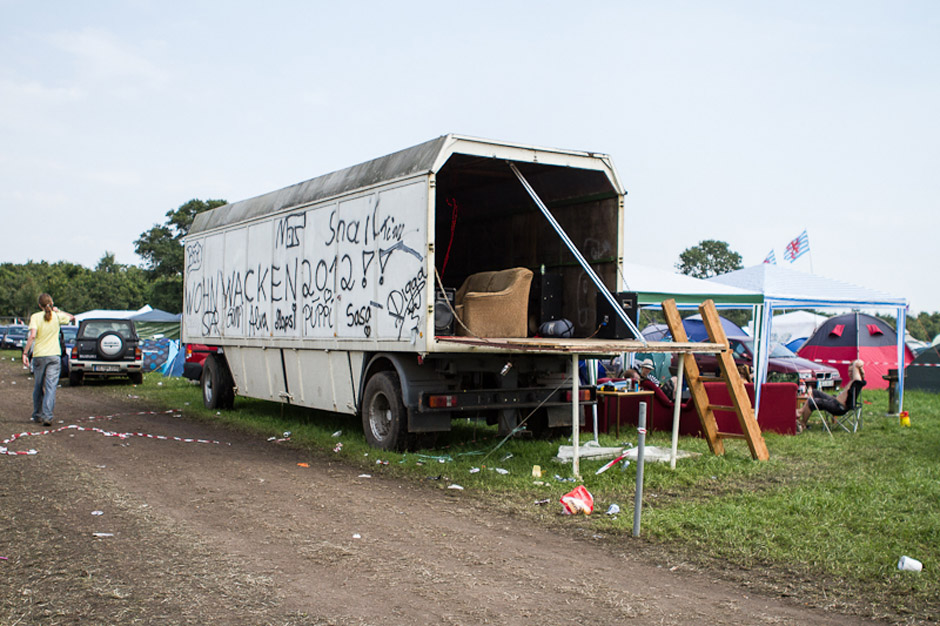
508, 162, 645, 343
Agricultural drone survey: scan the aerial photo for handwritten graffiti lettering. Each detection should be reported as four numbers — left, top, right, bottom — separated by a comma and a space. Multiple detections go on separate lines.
274, 303, 297, 331
245, 265, 269, 303
325, 210, 363, 246
338, 254, 355, 291
378, 241, 423, 285
248, 305, 269, 333
371, 201, 406, 243
220, 271, 244, 308
345, 303, 372, 338
303, 302, 333, 331
274, 213, 306, 249
201, 309, 220, 335
186, 242, 203, 271
386, 267, 426, 340
226, 305, 242, 329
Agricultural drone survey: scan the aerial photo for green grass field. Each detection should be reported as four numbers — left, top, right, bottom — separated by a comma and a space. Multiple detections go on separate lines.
16, 354, 936, 623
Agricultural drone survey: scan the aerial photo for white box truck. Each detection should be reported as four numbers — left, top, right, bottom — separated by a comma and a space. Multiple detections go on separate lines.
183, 134, 695, 450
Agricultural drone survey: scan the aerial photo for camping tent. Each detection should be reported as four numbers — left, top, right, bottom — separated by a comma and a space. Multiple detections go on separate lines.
75, 305, 153, 323
906, 345, 940, 393
798, 312, 914, 390
130, 308, 181, 340
708, 264, 908, 411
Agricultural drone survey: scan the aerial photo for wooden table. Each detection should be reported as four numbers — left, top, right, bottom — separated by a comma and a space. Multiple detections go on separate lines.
596, 389, 655, 438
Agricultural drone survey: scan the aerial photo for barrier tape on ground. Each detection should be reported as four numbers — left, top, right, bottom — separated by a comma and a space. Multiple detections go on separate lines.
1, 410, 228, 456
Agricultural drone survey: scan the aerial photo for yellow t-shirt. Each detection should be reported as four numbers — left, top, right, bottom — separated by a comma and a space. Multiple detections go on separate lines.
28, 311, 70, 358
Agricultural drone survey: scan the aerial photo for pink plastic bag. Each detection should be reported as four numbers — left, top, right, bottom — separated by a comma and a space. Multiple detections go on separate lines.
560, 485, 594, 515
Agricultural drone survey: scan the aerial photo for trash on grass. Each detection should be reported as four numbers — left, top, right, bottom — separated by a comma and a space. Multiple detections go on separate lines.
469, 467, 481, 474
92, 533, 114, 538
534, 498, 551, 505
555, 441, 624, 463
447, 484, 464, 490
623, 446, 700, 464
560, 485, 594, 515
606, 503, 620, 516
297, 462, 309, 468
332, 430, 342, 437
595, 454, 628, 475
532, 465, 542, 478
358, 474, 372, 478
898, 556, 923, 571
91, 510, 103, 516
494, 468, 509, 475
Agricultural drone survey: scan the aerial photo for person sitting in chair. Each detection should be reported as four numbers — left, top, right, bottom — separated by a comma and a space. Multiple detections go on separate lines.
797, 359, 866, 430
628, 358, 679, 398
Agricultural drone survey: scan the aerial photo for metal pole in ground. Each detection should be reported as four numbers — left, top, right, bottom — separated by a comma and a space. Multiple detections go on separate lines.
632, 401, 648, 537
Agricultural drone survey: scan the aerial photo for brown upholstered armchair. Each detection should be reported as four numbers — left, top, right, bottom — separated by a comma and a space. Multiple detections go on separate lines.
454, 268, 534, 338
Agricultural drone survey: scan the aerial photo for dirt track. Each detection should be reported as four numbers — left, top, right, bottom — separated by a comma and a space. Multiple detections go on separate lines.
0, 357, 877, 625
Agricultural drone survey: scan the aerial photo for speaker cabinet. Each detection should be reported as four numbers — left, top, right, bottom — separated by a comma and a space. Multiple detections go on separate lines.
595, 291, 638, 339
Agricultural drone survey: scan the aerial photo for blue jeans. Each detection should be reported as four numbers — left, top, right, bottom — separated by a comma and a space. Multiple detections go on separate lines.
32, 355, 61, 424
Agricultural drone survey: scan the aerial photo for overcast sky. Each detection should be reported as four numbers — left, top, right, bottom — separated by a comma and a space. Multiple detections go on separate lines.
2, 1, 937, 313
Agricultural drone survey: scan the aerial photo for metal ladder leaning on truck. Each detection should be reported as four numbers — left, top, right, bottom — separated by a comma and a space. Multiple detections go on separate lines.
183, 134, 712, 450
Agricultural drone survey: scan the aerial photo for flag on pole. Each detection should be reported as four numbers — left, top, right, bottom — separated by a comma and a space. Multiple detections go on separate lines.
783, 230, 810, 263
763, 250, 776, 265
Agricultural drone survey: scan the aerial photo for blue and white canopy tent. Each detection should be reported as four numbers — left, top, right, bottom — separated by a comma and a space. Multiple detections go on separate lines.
708, 264, 909, 413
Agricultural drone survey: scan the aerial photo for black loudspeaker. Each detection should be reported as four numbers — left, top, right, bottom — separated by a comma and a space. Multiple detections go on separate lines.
435, 288, 456, 335
595, 291, 638, 339
540, 272, 563, 323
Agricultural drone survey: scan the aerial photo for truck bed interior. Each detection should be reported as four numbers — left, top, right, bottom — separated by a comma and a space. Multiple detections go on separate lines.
433, 155, 621, 339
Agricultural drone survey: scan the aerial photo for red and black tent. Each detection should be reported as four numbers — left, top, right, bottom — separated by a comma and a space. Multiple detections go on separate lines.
798, 312, 914, 390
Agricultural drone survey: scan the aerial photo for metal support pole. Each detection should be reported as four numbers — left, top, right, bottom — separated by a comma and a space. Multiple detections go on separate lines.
508, 162, 645, 343
670, 354, 686, 470
632, 401, 647, 537
571, 354, 581, 479
589, 358, 599, 443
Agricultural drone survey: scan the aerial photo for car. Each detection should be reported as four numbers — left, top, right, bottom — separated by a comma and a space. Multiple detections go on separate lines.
182, 343, 219, 381
59, 325, 78, 378
688, 335, 843, 390
1, 324, 29, 350
68, 318, 144, 386
26, 325, 77, 378
0, 325, 7, 348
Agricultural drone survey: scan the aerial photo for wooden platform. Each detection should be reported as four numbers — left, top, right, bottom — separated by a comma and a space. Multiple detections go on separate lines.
433, 336, 725, 356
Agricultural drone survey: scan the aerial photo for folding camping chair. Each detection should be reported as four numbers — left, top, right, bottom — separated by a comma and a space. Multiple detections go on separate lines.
807, 379, 866, 434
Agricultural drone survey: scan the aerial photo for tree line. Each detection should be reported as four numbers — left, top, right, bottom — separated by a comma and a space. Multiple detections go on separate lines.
0, 199, 223, 322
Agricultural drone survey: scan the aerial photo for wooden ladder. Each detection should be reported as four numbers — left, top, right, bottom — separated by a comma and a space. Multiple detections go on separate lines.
662, 298, 769, 461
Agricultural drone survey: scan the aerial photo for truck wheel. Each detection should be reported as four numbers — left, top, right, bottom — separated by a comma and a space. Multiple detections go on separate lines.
69, 370, 84, 387
202, 354, 234, 409
362, 371, 408, 451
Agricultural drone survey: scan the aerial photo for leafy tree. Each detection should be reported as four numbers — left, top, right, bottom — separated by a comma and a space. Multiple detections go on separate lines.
676, 240, 743, 279
134, 198, 226, 312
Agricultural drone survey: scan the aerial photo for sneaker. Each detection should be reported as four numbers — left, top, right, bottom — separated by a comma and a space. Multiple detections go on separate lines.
42, 420, 52, 427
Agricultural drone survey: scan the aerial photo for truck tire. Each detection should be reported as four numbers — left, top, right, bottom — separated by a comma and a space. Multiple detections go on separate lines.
202, 354, 235, 410
361, 371, 408, 451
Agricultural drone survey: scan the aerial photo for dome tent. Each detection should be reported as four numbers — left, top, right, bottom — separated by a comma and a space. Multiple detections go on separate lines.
797, 312, 914, 390
905, 345, 940, 393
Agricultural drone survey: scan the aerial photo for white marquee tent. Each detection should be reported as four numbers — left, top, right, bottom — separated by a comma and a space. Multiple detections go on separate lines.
709, 264, 908, 412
